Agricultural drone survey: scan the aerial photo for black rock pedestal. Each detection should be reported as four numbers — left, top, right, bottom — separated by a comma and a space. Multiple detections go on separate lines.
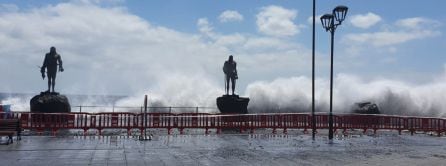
30, 92, 71, 113
216, 95, 249, 114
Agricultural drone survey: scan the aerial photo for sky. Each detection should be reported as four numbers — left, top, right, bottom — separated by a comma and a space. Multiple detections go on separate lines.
1, 0, 446, 115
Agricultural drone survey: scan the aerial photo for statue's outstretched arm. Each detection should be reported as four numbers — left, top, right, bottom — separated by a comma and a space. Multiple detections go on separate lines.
58, 55, 64, 72
41, 55, 47, 79
223, 62, 227, 74
234, 63, 238, 76
41, 55, 47, 72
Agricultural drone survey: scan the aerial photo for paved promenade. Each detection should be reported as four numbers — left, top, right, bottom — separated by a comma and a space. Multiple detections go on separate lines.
0, 130, 445, 166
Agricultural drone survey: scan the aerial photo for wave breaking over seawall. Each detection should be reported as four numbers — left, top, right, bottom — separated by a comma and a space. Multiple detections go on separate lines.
245, 73, 446, 117
2, 71, 446, 117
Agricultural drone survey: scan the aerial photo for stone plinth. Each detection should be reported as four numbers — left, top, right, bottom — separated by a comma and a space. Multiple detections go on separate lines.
30, 92, 71, 113
216, 95, 249, 114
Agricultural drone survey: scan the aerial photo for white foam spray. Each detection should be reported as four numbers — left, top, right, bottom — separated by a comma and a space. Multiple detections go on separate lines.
245, 72, 446, 117
2, 71, 446, 117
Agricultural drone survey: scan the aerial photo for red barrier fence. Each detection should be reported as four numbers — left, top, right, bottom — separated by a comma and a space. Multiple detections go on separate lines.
1, 112, 445, 136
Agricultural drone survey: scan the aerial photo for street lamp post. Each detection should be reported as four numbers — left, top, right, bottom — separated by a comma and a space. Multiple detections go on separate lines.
311, 0, 316, 141
320, 5, 348, 141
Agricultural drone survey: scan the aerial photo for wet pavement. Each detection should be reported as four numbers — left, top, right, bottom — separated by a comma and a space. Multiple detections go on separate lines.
0, 130, 445, 166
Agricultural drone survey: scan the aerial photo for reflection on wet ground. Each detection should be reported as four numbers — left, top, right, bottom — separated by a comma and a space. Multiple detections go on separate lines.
0, 129, 445, 166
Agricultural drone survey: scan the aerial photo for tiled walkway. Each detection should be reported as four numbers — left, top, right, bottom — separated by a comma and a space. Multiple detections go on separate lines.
0, 131, 445, 166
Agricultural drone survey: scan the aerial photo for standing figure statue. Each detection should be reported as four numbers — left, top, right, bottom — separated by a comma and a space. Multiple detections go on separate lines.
41, 46, 64, 93
223, 55, 238, 95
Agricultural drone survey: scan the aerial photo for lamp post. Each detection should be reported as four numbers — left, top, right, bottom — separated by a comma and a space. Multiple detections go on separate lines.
311, 0, 316, 141
320, 5, 348, 141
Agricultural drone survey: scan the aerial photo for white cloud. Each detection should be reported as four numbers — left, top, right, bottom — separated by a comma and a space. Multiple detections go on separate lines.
218, 10, 243, 23
350, 12, 381, 29
343, 30, 440, 47
0, 3, 223, 96
214, 33, 245, 46
342, 17, 441, 51
396, 17, 441, 30
197, 17, 215, 37
256, 5, 300, 37
74, 0, 124, 5
307, 14, 322, 24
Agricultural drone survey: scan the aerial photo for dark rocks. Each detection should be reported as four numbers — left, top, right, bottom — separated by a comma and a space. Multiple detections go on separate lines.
352, 102, 380, 114
30, 92, 71, 113
216, 95, 249, 114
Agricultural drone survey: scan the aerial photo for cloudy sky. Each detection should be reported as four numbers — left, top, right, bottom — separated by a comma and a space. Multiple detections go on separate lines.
1, 0, 446, 114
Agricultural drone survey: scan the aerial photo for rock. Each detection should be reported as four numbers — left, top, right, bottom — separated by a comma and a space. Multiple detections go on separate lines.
216, 95, 249, 114
352, 102, 380, 114
30, 92, 71, 113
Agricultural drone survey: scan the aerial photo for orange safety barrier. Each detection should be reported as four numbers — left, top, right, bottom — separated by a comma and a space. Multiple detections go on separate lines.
0, 112, 445, 136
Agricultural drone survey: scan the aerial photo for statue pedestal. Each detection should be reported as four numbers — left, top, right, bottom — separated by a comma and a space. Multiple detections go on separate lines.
216, 95, 249, 114
30, 92, 71, 113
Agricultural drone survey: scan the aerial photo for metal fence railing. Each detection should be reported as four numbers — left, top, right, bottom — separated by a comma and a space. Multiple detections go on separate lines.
1, 112, 445, 136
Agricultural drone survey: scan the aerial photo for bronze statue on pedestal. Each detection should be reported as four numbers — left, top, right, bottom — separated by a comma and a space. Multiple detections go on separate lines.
41, 46, 64, 93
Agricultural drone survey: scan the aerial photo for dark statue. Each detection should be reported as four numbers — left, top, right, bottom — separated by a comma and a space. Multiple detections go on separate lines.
30, 46, 70, 113
41, 46, 64, 93
223, 55, 237, 95
217, 55, 249, 114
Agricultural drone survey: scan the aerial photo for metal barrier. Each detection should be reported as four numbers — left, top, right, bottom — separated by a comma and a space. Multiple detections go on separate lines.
1, 112, 445, 136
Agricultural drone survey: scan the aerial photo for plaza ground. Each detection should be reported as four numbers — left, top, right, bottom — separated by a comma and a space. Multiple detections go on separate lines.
0, 129, 445, 166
